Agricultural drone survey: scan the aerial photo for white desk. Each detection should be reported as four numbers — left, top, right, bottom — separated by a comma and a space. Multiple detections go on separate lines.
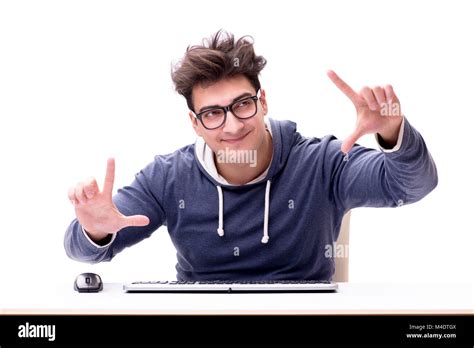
1, 282, 472, 314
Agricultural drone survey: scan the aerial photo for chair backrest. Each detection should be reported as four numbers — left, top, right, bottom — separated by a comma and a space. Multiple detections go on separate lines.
333, 211, 351, 282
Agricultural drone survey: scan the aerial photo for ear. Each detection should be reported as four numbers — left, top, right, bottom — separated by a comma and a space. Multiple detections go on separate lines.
259, 89, 268, 115
189, 111, 203, 137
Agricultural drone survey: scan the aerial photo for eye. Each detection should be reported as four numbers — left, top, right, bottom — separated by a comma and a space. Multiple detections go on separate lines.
203, 109, 224, 118
235, 99, 251, 109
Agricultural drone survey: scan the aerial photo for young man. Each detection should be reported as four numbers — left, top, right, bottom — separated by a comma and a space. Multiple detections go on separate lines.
65, 30, 438, 281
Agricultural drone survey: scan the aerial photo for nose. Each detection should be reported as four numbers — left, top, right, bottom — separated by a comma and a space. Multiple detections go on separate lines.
222, 111, 245, 134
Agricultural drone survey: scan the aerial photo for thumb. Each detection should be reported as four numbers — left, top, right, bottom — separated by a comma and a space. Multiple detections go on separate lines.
341, 130, 362, 154
120, 214, 150, 229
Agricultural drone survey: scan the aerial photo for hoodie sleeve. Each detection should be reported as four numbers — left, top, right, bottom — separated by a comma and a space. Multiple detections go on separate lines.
64, 157, 167, 263
329, 116, 438, 212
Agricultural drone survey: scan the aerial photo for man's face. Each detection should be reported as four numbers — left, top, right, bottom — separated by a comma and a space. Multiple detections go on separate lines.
189, 75, 268, 154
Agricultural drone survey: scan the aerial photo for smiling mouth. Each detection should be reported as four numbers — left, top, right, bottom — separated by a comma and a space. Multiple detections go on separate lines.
222, 131, 250, 143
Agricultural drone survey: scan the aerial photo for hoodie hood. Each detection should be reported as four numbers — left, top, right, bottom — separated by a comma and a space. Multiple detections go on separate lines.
194, 117, 297, 243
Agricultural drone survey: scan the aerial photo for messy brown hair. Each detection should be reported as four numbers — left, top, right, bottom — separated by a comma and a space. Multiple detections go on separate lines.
171, 30, 267, 111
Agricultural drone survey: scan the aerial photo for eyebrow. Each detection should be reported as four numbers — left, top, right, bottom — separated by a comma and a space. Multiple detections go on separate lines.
197, 92, 253, 113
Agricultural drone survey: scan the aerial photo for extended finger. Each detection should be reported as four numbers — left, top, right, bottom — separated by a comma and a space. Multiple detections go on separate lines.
83, 177, 99, 199
341, 128, 364, 154
360, 86, 378, 111
327, 70, 361, 106
103, 158, 115, 197
119, 214, 150, 229
75, 182, 87, 204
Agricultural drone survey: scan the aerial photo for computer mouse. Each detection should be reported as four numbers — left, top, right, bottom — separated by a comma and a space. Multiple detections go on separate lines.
74, 272, 103, 293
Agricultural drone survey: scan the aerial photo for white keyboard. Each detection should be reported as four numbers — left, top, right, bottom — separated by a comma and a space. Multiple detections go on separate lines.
123, 280, 338, 293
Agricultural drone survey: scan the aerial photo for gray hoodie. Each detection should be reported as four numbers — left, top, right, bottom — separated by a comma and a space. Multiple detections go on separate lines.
64, 117, 438, 281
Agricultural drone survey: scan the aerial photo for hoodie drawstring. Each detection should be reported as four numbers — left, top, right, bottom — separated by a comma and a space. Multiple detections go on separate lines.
261, 180, 271, 243
216, 180, 271, 244
216, 186, 224, 237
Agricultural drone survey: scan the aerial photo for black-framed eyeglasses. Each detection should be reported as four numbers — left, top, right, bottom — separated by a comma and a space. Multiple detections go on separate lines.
192, 90, 261, 130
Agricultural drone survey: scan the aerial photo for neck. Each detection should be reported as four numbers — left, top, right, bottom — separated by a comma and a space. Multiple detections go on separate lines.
215, 130, 273, 185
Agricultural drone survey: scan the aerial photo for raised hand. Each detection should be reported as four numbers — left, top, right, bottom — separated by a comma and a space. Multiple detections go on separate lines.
68, 158, 150, 242
327, 70, 404, 154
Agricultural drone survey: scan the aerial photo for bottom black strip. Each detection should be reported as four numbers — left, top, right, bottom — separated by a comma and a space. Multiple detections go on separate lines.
0, 314, 472, 346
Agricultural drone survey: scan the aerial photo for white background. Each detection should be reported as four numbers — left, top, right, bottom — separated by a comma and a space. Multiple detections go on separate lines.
0, 0, 473, 299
